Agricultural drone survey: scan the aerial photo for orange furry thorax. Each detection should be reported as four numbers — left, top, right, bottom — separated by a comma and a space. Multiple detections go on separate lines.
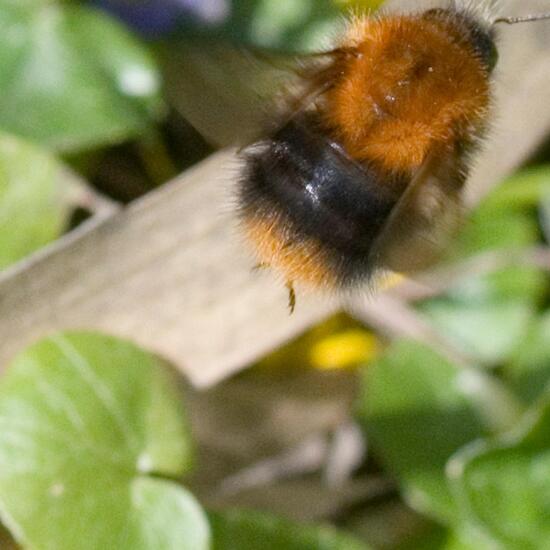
323, 12, 492, 174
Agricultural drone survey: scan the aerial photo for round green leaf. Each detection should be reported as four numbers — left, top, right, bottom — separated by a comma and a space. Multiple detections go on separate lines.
210, 509, 371, 550
0, 132, 71, 269
449, 393, 550, 549
0, 332, 209, 550
0, 3, 162, 152
357, 341, 521, 525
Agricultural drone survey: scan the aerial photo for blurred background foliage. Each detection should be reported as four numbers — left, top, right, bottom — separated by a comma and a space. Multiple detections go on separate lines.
0, 0, 550, 549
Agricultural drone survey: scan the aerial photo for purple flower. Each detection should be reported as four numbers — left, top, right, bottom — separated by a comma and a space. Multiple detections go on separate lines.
177, 0, 230, 24
91, 0, 230, 37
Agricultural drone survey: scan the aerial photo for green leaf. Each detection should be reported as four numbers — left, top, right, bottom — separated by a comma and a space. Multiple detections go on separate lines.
177, 0, 344, 52
477, 166, 550, 214
0, 332, 209, 550
505, 312, 550, 403
451, 210, 539, 260
393, 523, 449, 550
357, 341, 521, 525
395, 525, 497, 550
0, 3, 162, 152
420, 299, 534, 365
246, 0, 343, 51
449, 391, 550, 549
0, 132, 72, 269
419, 205, 546, 365
210, 509, 371, 550
441, 529, 500, 550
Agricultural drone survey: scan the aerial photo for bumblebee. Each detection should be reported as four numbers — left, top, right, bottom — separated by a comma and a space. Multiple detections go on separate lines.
168, 1, 550, 309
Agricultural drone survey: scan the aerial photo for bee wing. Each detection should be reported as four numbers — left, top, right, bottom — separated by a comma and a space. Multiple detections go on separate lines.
373, 150, 465, 274
158, 39, 340, 148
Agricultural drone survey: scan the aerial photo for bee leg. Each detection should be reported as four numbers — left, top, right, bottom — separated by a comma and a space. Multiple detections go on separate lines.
286, 281, 296, 314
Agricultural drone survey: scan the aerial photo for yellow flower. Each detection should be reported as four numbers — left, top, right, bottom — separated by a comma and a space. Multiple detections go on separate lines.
333, 0, 385, 10
310, 329, 378, 370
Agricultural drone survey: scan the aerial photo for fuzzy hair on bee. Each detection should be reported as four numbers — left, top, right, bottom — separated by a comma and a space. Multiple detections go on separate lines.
234, 0, 550, 308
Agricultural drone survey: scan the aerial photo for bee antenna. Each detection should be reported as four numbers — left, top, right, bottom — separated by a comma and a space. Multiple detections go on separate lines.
493, 13, 550, 25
